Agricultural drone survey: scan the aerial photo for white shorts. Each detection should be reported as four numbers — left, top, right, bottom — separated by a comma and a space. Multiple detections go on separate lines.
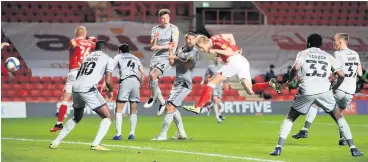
72, 88, 106, 110
217, 54, 251, 80
117, 77, 141, 103
168, 81, 192, 107
149, 56, 171, 75
292, 91, 336, 115
334, 90, 353, 109
64, 70, 78, 94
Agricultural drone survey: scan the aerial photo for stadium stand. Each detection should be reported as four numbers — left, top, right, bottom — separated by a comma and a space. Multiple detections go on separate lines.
254, 1, 368, 26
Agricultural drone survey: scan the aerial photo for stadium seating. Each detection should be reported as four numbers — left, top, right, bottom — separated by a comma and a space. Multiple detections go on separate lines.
254, 1, 368, 26
1, 1, 95, 23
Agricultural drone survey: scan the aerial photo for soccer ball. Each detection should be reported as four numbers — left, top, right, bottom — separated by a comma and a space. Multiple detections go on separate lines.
5, 57, 20, 72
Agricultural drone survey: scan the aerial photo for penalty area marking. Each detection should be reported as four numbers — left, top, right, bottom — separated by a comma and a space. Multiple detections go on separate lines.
2, 137, 285, 162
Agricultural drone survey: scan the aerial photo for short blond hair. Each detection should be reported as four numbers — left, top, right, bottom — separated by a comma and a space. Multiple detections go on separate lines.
158, 9, 170, 17
336, 33, 349, 42
75, 26, 87, 37
195, 35, 210, 47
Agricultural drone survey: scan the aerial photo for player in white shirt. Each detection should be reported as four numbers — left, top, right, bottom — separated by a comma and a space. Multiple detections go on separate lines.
111, 44, 145, 140
270, 34, 363, 157
49, 41, 115, 151
144, 9, 180, 112
292, 33, 364, 146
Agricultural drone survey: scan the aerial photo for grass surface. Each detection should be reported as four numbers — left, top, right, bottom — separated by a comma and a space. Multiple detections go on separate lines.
2, 115, 367, 162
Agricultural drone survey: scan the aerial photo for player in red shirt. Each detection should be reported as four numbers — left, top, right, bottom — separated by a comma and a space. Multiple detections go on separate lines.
183, 34, 281, 114
50, 26, 97, 132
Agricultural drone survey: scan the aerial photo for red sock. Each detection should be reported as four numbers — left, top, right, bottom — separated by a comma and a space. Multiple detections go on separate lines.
57, 104, 67, 123
195, 85, 214, 108
252, 82, 270, 93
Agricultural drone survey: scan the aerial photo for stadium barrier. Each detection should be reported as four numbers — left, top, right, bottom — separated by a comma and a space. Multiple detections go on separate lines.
2, 101, 367, 118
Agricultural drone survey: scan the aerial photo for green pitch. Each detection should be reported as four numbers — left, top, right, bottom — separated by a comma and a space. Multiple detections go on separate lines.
2, 115, 368, 162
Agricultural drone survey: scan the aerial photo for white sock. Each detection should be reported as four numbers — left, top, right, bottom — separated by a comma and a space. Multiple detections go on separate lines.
129, 113, 137, 135
156, 88, 165, 105
53, 118, 76, 145
92, 118, 111, 146
173, 110, 186, 137
213, 103, 221, 120
159, 112, 174, 137
337, 118, 355, 148
302, 106, 318, 130
115, 112, 122, 136
277, 118, 294, 147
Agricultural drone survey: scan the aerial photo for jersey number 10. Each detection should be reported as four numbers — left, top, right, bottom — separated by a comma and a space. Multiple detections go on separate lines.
76, 62, 96, 78
306, 60, 328, 77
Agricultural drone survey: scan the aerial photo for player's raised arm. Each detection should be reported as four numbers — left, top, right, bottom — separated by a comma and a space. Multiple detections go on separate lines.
150, 27, 159, 47
288, 52, 304, 83
168, 42, 176, 66
220, 34, 236, 45
329, 55, 345, 91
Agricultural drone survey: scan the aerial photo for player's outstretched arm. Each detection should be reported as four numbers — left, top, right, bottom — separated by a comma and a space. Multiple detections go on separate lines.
104, 71, 114, 100
139, 67, 145, 86
1, 42, 10, 49
287, 63, 300, 84
331, 70, 345, 91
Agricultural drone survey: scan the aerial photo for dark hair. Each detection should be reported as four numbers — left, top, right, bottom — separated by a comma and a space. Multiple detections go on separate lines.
158, 9, 170, 17
307, 33, 323, 48
270, 64, 275, 69
118, 43, 129, 53
95, 40, 106, 50
185, 32, 196, 38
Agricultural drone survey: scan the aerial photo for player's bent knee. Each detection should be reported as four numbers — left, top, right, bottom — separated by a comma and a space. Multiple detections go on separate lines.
73, 108, 84, 123
94, 104, 111, 119
166, 102, 177, 113
149, 69, 161, 80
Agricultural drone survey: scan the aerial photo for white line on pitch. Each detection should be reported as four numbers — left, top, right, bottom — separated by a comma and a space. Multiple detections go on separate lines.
261, 121, 368, 127
2, 137, 285, 162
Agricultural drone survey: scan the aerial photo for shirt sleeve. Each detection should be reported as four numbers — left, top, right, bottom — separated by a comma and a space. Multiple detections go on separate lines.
106, 57, 117, 72
171, 26, 179, 43
150, 26, 157, 42
329, 55, 342, 73
294, 52, 305, 66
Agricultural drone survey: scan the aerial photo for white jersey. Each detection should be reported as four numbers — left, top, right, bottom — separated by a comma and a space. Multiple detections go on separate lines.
334, 48, 361, 94
295, 47, 342, 95
72, 51, 115, 92
151, 24, 179, 57
113, 53, 143, 81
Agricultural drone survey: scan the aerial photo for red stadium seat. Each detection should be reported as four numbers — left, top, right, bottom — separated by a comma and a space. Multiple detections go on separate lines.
53, 76, 64, 84
44, 84, 56, 90
30, 90, 41, 97
53, 90, 63, 97
42, 76, 52, 84
19, 76, 31, 84
7, 90, 17, 97
23, 83, 33, 90
42, 90, 53, 97
254, 75, 265, 83
10, 84, 22, 90
30, 76, 42, 84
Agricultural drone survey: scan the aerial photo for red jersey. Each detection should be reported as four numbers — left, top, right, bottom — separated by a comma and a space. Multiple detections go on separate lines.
69, 38, 96, 70
210, 34, 240, 62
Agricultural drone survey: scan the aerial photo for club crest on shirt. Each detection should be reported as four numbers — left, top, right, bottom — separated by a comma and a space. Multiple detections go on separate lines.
221, 44, 227, 49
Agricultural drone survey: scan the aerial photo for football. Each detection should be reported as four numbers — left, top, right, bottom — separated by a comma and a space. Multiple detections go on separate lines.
5, 57, 20, 72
